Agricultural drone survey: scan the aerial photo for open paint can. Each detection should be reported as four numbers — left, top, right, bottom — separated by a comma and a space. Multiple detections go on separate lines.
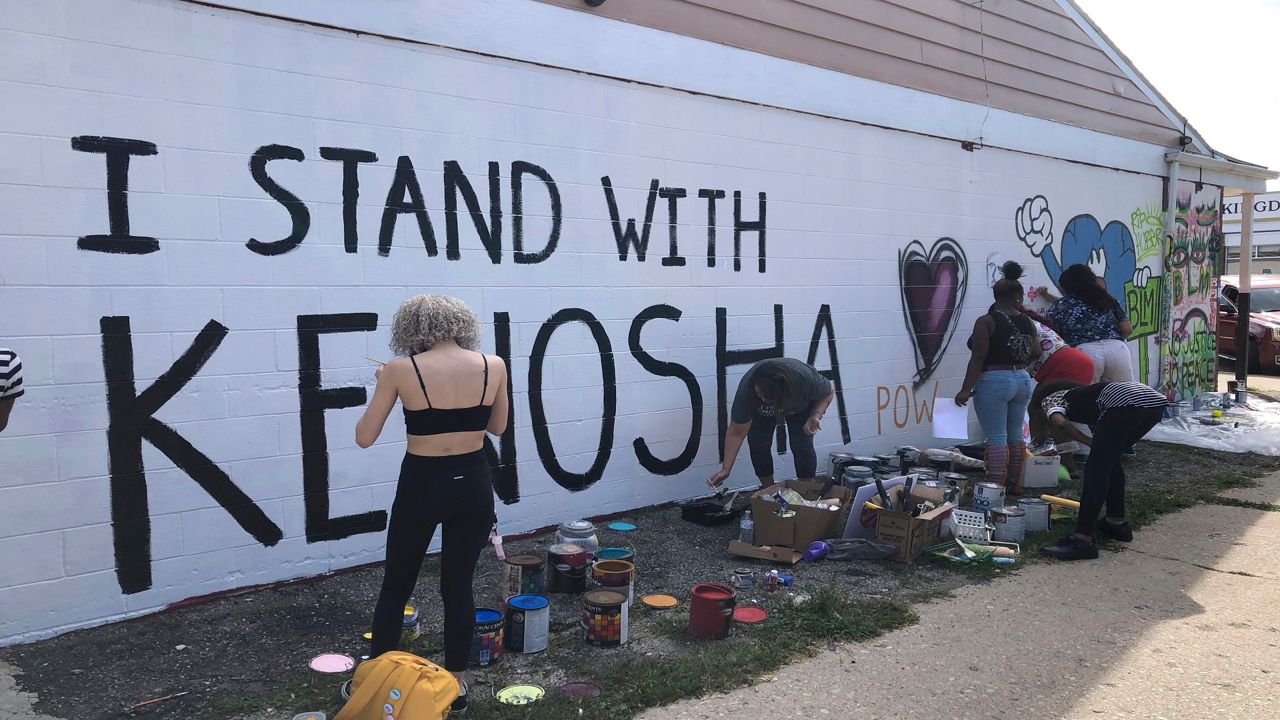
582, 589, 629, 646
990, 506, 1026, 543
596, 546, 635, 563
591, 559, 636, 603
504, 594, 550, 653
469, 608, 504, 667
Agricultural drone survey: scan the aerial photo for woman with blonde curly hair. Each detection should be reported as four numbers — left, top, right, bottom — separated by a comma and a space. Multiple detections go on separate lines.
355, 294, 508, 715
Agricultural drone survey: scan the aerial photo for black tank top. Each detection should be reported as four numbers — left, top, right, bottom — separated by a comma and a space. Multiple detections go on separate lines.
402, 353, 494, 436
973, 307, 1036, 367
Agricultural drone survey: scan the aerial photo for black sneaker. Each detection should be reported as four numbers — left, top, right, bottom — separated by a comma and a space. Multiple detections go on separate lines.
1040, 535, 1099, 560
1096, 518, 1133, 542
450, 682, 469, 716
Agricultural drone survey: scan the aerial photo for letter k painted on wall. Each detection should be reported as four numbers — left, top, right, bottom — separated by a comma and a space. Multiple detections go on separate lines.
101, 317, 282, 594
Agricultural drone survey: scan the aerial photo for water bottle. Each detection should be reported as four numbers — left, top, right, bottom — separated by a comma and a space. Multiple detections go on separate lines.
739, 511, 754, 545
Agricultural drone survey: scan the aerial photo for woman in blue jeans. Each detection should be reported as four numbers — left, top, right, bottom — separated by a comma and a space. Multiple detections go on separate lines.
955, 262, 1042, 494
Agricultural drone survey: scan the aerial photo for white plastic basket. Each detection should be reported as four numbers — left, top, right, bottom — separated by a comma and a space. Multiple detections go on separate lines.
949, 508, 992, 543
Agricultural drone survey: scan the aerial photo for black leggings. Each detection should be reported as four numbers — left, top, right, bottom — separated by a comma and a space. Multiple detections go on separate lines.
1076, 406, 1164, 536
370, 450, 494, 671
747, 413, 817, 480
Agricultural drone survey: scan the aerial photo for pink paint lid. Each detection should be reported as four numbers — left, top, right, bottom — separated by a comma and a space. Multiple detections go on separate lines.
308, 653, 355, 674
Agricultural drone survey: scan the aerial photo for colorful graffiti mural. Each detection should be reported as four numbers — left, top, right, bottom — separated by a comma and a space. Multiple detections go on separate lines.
1015, 195, 1141, 314
899, 238, 967, 388
1160, 182, 1222, 400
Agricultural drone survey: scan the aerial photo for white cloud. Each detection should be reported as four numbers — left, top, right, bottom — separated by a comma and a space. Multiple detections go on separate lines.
1075, 0, 1280, 189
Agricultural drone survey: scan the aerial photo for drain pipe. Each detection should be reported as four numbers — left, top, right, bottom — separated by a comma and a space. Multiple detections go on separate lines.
1235, 193, 1255, 402
1160, 157, 1180, 397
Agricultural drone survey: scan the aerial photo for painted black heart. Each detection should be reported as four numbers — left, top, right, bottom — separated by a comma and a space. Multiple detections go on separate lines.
899, 238, 967, 387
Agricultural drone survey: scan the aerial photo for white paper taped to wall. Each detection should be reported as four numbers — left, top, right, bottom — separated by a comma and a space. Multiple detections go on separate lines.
931, 400, 971, 440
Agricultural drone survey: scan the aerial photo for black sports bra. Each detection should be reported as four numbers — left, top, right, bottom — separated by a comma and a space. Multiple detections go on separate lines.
403, 354, 494, 436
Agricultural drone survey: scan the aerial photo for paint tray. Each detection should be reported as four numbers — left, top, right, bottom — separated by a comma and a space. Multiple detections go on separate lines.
680, 500, 743, 526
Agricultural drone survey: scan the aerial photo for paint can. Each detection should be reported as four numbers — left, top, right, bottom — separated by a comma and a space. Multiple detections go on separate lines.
972, 482, 1005, 513
555, 520, 600, 555
402, 605, 421, 642
841, 465, 874, 488
469, 607, 504, 667
1017, 498, 1051, 533
596, 547, 635, 564
852, 456, 879, 471
908, 466, 938, 481
990, 506, 1026, 543
582, 589, 629, 647
591, 559, 636, 603
730, 568, 754, 589
828, 451, 857, 481
503, 594, 550, 654
688, 582, 736, 640
503, 554, 546, 598
547, 543, 590, 593
941, 472, 969, 503
873, 453, 898, 472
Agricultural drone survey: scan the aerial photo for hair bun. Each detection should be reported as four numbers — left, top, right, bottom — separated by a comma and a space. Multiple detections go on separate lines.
1000, 260, 1024, 281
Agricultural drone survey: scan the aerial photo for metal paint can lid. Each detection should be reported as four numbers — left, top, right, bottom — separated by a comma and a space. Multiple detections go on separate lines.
941, 472, 968, 482
293, 714, 326, 720
559, 520, 596, 536
975, 482, 1003, 490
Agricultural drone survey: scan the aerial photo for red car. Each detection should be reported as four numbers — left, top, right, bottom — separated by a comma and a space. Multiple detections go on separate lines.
1218, 275, 1280, 372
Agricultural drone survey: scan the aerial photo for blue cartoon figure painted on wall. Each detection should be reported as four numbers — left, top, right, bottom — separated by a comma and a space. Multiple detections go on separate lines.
1014, 195, 1152, 312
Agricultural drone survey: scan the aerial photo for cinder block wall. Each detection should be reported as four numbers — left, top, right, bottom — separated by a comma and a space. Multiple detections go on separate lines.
0, 0, 1165, 643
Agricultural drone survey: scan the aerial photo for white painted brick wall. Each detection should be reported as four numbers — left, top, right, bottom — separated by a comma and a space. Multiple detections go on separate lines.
0, 0, 1171, 644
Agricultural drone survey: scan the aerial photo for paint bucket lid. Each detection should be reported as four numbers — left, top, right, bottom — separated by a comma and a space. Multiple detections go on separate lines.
507, 553, 543, 566
559, 520, 596, 535
497, 684, 545, 705
597, 547, 633, 559
507, 594, 550, 611
308, 653, 355, 674
475, 608, 504, 624
1018, 498, 1049, 506
607, 521, 637, 531
732, 607, 768, 624
593, 559, 634, 572
549, 543, 584, 555
583, 589, 626, 606
293, 713, 326, 720
641, 594, 678, 609
829, 451, 855, 459
559, 682, 602, 699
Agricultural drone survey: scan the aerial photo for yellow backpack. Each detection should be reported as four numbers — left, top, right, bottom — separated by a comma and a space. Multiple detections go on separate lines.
335, 651, 459, 720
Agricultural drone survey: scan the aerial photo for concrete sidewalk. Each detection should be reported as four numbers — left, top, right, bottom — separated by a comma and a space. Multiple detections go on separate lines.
642, 472, 1280, 720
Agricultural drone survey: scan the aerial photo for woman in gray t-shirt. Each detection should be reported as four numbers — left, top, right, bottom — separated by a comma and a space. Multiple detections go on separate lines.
707, 358, 834, 489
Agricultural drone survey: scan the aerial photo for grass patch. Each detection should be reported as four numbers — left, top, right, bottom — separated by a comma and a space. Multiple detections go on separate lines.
466, 588, 916, 719
1205, 496, 1280, 512
206, 677, 334, 720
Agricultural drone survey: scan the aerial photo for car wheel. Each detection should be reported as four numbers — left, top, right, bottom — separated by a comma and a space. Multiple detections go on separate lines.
1248, 339, 1262, 374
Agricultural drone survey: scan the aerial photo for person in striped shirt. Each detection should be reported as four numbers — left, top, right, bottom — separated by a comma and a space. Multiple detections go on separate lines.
0, 347, 23, 432
1029, 380, 1168, 560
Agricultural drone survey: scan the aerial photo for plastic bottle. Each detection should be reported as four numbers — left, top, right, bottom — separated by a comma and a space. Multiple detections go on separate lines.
739, 511, 754, 545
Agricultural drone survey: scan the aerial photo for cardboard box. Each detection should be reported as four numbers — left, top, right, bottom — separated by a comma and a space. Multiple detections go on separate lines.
873, 485, 952, 561
1022, 455, 1061, 489
751, 480, 853, 550
726, 539, 802, 564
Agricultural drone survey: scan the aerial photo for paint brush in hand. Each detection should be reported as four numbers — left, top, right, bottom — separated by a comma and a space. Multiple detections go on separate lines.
364, 355, 387, 366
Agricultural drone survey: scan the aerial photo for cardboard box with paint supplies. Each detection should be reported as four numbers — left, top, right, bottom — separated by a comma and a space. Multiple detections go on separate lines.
750, 480, 853, 550
872, 485, 953, 562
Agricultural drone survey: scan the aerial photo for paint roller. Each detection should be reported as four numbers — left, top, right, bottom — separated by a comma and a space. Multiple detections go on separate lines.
1040, 494, 1081, 510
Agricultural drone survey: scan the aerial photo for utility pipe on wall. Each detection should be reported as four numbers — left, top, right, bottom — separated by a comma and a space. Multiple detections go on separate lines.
1235, 192, 1255, 398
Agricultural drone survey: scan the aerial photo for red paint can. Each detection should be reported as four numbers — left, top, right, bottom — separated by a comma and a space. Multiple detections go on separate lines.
688, 582, 736, 640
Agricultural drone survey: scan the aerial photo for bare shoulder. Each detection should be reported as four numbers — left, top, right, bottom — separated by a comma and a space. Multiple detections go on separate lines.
484, 354, 508, 374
